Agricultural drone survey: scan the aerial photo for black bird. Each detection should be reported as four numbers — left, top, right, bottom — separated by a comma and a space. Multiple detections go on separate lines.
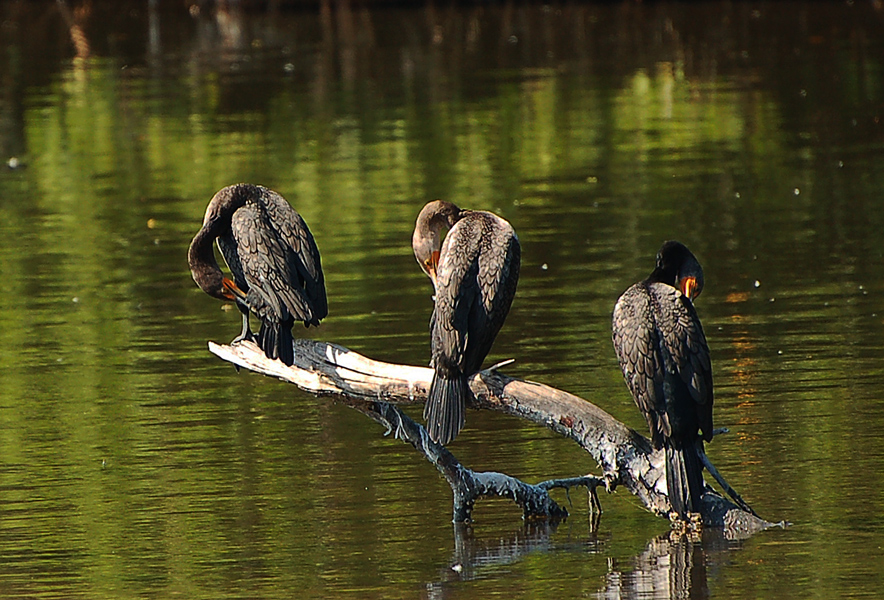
612, 240, 713, 518
412, 200, 521, 445
188, 183, 327, 365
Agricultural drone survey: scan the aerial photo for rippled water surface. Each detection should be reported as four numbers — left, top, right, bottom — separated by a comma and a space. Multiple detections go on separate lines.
1, 1, 884, 598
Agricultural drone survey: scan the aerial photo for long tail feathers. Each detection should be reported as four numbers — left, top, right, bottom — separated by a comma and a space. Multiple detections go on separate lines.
665, 441, 705, 518
257, 320, 295, 367
424, 373, 468, 446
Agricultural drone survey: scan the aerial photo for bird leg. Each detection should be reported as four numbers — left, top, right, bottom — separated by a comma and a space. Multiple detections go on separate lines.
603, 470, 619, 493
669, 510, 704, 535
231, 303, 255, 344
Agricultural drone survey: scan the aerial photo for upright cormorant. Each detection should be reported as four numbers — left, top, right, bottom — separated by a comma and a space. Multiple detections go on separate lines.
612, 240, 713, 518
412, 200, 520, 445
188, 183, 327, 366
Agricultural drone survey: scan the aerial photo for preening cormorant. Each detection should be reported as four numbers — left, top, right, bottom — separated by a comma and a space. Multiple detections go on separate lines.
188, 183, 327, 366
413, 200, 521, 445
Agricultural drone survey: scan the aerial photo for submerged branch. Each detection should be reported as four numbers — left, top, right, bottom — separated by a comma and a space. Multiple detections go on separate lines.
354, 399, 576, 522
208, 339, 781, 535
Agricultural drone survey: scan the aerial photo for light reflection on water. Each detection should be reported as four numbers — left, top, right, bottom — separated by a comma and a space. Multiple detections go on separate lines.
1, 1, 884, 598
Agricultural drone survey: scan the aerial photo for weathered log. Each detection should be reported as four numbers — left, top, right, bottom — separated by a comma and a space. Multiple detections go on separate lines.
208, 338, 782, 534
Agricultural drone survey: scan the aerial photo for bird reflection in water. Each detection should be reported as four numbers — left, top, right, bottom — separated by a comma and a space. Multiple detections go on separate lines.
423, 524, 744, 600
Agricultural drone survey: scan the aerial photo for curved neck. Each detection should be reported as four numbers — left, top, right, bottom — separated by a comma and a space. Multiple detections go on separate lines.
647, 264, 677, 287
188, 220, 227, 300
189, 185, 255, 301
419, 206, 460, 239
413, 200, 462, 284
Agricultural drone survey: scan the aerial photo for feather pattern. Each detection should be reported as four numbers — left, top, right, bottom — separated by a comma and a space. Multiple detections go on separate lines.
414, 202, 520, 445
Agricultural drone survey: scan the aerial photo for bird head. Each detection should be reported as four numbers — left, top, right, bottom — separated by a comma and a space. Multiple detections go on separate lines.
654, 240, 705, 300
412, 200, 461, 287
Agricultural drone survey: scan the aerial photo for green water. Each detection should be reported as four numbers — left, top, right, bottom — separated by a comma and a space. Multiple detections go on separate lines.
1, 1, 883, 598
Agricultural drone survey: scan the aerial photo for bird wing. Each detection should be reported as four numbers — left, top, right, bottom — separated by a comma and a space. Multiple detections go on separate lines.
430, 217, 481, 375
648, 282, 714, 439
612, 283, 668, 443
259, 188, 328, 323
228, 202, 314, 325
464, 216, 520, 373
431, 212, 520, 376
613, 281, 714, 443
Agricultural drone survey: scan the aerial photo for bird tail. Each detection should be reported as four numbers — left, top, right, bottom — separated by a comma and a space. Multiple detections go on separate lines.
257, 320, 295, 367
665, 440, 705, 518
424, 372, 468, 446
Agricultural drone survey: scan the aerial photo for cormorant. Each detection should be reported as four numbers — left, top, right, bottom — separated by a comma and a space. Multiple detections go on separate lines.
188, 183, 327, 366
412, 200, 520, 445
612, 240, 713, 518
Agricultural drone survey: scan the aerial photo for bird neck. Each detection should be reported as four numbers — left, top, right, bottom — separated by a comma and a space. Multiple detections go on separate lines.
427, 207, 461, 235
414, 205, 460, 255
188, 225, 227, 300
647, 265, 677, 287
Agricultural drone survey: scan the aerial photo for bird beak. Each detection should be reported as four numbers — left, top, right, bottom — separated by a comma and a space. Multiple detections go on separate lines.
222, 278, 247, 301
680, 276, 699, 300
428, 250, 440, 286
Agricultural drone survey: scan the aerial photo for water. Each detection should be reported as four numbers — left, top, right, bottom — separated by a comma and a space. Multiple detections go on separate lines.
1, 1, 883, 598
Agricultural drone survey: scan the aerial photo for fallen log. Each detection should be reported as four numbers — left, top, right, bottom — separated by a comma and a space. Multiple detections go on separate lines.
208, 338, 783, 536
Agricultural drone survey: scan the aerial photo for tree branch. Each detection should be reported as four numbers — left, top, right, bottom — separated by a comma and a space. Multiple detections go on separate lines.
207, 339, 783, 535
348, 398, 584, 522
